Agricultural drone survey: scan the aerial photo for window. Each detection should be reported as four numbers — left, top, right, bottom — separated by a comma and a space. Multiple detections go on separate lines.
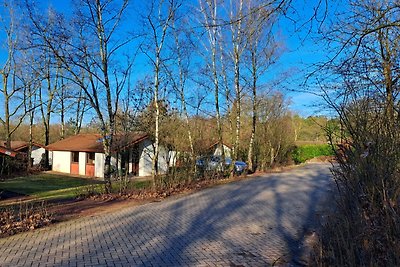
87, 152, 95, 165
72, 152, 79, 163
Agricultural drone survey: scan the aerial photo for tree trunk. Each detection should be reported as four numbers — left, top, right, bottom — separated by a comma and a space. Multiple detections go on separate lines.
152, 56, 160, 182
28, 123, 33, 170
247, 91, 256, 172
60, 79, 65, 139
200, 0, 225, 165
234, 54, 241, 161
270, 146, 274, 167
103, 137, 113, 194
247, 49, 257, 172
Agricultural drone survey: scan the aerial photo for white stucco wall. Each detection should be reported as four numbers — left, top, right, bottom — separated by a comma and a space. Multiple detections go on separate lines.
95, 153, 104, 178
158, 146, 169, 173
79, 152, 86, 175
31, 147, 44, 165
139, 140, 169, 176
52, 151, 71, 173
31, 147, 53, 165
110, 155, 121, 171
214, 145, 232, 158
92, 153, 120, 178
139, 140, 153, 177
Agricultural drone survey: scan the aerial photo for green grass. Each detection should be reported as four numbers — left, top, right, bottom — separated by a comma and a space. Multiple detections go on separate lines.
292, 144, 334, 164
116, 180, 152, 190
0, 173, 153, 204
0, 173, 103, 202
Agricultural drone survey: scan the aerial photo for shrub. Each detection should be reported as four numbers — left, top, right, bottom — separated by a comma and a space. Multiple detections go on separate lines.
0, 201, 53, 238
74, 184, 105, 199
291, 144, 334, 164
313, 100, 400, 266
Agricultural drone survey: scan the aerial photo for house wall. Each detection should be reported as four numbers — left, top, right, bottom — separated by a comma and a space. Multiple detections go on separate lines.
31, 147, 53, 165
54, 139, 170, 178
79, 152, 86, 176
139, 140, 169, 176
95, 153, 104, 178
139, 140, 152, 177
52, 151, 71, 173
168, 150, 177, 167
213, 145, 232, 158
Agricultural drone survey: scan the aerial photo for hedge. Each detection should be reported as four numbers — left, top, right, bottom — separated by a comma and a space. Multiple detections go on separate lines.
291, 144, 334, 164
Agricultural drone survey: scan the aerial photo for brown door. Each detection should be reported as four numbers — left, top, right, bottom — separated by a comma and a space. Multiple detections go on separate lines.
71, 163, 79, 175
85, 152, 95, 177
85, 165, 95, 176
71, 152, 79, 175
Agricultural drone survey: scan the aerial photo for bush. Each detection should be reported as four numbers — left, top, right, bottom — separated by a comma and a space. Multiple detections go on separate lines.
74, 184, 105, 199
0, 155, 28, 180
0, 201, 53, 238
313, 100, 400, 266
291, 144, 334, 164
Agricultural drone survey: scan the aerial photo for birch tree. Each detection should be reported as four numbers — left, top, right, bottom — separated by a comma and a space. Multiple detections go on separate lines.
244, 0, 282, 171
228, 0, 245, 161
198, 0, 225, 162
168, 9, 196, 168
140, 0, 179, 179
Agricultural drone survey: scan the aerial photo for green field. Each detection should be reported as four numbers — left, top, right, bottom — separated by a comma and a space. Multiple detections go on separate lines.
0, 173, 153, 204
0, 173, 103, 201
292, 144, 334, 164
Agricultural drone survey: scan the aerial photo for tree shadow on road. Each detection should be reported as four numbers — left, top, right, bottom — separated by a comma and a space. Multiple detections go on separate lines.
0, 164, 334, 267
104, 163, 334, 266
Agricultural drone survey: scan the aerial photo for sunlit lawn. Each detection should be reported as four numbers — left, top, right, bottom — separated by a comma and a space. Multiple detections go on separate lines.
0, 173, 103, 201
0, 173, 152, 204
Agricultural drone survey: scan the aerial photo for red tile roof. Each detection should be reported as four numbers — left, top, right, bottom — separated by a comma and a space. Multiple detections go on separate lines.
46, 133, 148, 153
0, 141, 45, 151
0, 145, 18, 157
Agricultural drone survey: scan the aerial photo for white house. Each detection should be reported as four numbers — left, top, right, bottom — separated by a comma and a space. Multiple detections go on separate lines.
46, 133, 174, 178
209, 142, 232, 158
0, 141, 52, 166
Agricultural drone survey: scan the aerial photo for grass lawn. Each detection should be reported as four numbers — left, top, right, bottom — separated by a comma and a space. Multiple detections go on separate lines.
0, 173, 103, 202
0, 173, 153, 204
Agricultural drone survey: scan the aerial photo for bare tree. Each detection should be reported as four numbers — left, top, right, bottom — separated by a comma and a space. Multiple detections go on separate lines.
38, 57, 60, 168
312, 2, 400, 264
19, 62, 39, 170
198, 0, 225, 162
140, 0, 179, 179
26, 0, 130, 193
316, 0, 400, 120
0, 1, 28, 148
244, 0, 282, 171
167, 9, 196, 168
228, 0, 246, 161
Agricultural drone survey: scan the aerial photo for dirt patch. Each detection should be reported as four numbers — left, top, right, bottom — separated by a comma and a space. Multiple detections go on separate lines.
306, 156, 335, 163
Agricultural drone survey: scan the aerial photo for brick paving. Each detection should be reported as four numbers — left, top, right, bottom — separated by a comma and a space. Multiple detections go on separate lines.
0, 163, 333, 266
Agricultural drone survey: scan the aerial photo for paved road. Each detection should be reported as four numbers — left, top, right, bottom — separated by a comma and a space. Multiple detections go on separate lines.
0, 163, 333, 267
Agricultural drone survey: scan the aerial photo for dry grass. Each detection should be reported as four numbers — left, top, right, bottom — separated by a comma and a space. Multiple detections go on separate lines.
312, 104, 400, 266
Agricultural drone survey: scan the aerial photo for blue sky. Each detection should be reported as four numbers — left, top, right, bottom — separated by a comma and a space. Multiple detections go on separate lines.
2, 0, 336, 118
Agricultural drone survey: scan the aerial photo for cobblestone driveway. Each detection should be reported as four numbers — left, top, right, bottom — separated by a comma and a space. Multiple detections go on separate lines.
0, 163, 333, 267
